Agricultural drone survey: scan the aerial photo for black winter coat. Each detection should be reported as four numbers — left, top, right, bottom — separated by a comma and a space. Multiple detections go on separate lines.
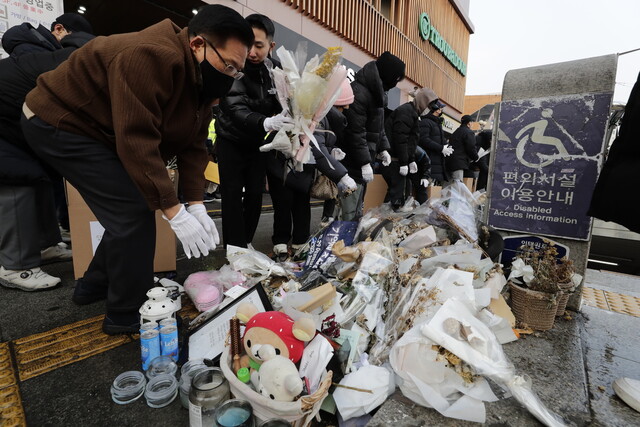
342, 61, 390, 182
1, 23, 62, 57
0, 31, 94, 184
215, 58, 282, 147
265, 113, 348, 193
419, 113, 449, 182
446, 125, 478, 171
588, 72, 640, 233
384, 101, 419, 166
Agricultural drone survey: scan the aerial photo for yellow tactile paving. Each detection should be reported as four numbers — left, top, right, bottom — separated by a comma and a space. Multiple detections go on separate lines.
582, 287, 640, 318
13, 315, 133, 381
0, 343, 24, 427
0, 385, 26, 427
0, 343, 16, 390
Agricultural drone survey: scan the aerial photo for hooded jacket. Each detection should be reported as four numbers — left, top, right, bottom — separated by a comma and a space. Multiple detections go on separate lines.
342, 61, 391, 182
0, 31, 94, 184
384, 88, 432, 166
1, 23, 62, 57
215, 58, 282, 147
419, 112, 449, 183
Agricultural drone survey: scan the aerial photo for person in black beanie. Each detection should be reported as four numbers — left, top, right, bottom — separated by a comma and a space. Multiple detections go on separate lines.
419, 97, 452, 185
446, 114, 479, 182
51, 13, 95, 35
340, 51, 405, 220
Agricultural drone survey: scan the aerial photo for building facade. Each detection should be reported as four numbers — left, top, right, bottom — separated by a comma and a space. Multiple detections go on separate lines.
211, 0, 473, 118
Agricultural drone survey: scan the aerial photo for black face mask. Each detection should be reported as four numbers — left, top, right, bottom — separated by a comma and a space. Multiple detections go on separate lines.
199, 58, 235, 99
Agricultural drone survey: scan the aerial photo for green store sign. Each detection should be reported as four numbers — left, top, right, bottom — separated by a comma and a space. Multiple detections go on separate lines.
419, 12, 467, 76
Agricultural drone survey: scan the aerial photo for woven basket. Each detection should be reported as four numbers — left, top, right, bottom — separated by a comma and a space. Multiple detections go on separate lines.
220, 347, 332, 427
555, 281, 575, 316
509, 282, 558, 331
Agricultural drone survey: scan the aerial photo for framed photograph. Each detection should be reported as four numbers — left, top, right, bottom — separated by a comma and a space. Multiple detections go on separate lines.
187, 284, 272, 362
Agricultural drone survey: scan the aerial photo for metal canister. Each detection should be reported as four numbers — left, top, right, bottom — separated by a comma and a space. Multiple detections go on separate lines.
140, 321, 159, 334
159, 317, 177, 328
140, 329, 161, 370
159, 325, 179, 361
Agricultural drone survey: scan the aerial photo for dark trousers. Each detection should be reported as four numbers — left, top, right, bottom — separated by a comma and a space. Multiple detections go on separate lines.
409, 174, 428, 204
0, 181, 61, 269
21, 115, 155, 313
322, 198, 336, 218
217, 137, 264, 248
381, 161, 407, 208
266, 172, 311, 246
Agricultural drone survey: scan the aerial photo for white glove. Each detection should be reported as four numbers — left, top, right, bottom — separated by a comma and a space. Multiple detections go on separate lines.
420, 178, 430, 188
377, 150, 392, 167
186, 203, 219, 250
164, 205, 212, 259
409, 162, 418, 174
259, 128, 293, 157
361, 164, 374, 182
331, 148, 346, 161
399, 165, 409, 176
337, 174, 357, 192
263, 113, 295, 132
442, 144, 454, 157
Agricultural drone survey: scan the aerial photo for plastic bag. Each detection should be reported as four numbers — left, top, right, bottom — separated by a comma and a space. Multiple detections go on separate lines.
183, 271, 224, 312
421, 298, 566, 427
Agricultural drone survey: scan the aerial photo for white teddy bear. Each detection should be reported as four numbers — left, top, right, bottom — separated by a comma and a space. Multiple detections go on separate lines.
251, 348, 304, 402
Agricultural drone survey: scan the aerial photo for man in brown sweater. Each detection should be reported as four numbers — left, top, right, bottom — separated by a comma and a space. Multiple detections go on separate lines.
20, 4, 254, 334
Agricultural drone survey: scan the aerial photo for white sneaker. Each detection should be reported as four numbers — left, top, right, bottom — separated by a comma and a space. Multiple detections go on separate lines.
0, 266, 61, 291
41, 242, 72, 264
273, 244, 289, 262
59, 226, 71, 244
613, 377, 640, 413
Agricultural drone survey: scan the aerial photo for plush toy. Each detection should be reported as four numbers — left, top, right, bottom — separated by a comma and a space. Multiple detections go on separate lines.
236, 302, 316, 364
252, 353, 304, 402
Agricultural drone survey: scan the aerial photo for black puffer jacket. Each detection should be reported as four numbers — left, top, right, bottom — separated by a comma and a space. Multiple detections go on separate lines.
1, 22, 62, 57
419, 113, 449, 182
215, 58, 282, 147
446, 125, 478, 171
342, 61, 390, 182
0, 31, 94, 184
384, 102, 419, 166
265, 113, 348, 192
588, 71, 640, 233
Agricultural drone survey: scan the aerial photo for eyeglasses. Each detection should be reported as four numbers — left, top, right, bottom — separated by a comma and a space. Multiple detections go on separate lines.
201, 35, 244, 80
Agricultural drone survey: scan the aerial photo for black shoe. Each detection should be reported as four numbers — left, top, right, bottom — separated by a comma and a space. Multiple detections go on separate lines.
72, 278, 108, 305
102, 312, 140, 335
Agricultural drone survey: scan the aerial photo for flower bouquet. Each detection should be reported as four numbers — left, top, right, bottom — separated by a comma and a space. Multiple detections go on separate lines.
260, 45, 348, 171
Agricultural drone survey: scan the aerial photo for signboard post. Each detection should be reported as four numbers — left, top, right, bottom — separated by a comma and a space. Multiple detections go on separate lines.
487, 54, 618, 311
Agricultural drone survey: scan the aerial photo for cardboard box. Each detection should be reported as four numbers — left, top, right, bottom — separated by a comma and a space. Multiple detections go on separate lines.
363, 174, 388, 213
463, 177, 476, 193
66, 182, 176, 279
427, 185, 442, 199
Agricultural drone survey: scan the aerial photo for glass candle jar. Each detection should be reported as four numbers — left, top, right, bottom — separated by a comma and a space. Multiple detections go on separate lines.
179, 359, 208, 409
111, 371, 146, 405
146, 355, 178, 379
214, 399, 254, 427
189, 367, 230, 427
144, 374, 178, 408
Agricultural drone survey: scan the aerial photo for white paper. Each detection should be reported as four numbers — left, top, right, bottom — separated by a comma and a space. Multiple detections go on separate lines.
333, 365, 393, 420
89, 221, 104, 255
298, 334, 334, 393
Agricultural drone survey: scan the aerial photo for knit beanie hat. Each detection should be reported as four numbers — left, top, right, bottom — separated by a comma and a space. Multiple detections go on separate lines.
375, 51, 405, 90
334, 78, 354, 106
52, 13, 94, 34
